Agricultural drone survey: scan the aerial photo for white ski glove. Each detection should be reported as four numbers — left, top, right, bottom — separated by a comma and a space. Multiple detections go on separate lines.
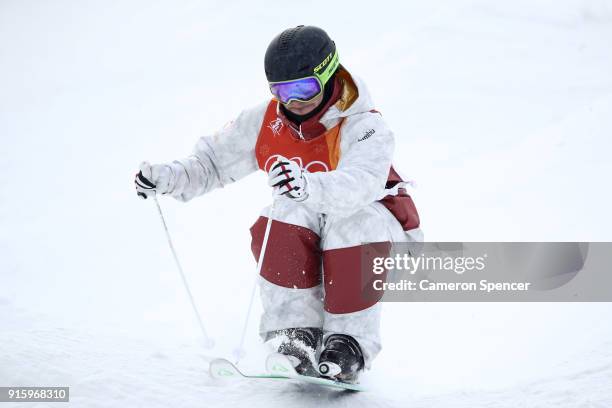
267, 156, 308, 201
134, 161, 175, 199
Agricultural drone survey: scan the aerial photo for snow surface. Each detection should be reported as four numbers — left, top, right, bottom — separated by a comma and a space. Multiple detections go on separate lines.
1, 0, 612, 407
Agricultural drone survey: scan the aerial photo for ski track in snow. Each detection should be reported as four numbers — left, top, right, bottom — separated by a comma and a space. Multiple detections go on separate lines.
1, 300, 611, 407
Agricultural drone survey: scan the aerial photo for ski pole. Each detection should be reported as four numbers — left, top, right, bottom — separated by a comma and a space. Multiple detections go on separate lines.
233, 199, 276, 364
153, 194, 214, 349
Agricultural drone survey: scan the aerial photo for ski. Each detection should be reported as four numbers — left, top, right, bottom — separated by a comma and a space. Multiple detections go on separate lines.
209, 358, 288, 381
209, 355, 365, 391
265, 353, 365, 392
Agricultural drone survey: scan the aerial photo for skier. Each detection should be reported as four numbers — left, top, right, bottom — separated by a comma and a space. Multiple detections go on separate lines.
135, 25, 421, 383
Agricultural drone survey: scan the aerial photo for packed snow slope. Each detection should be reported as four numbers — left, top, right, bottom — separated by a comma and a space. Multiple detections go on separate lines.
1, 0, 612, 407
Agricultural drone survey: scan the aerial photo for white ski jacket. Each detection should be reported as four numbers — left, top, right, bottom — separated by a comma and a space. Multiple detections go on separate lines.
163, 68, 408, 220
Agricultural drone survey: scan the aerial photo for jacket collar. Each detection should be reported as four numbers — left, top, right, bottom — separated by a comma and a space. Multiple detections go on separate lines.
274, 66, 372, 140
276, 75, 343, 141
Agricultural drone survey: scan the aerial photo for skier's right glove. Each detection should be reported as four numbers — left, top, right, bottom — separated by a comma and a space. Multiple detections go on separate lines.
134, 161, 175, 199
267, 156, 309, 202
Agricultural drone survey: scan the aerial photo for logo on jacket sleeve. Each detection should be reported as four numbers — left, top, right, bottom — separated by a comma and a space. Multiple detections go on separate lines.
357, 129, 376, 142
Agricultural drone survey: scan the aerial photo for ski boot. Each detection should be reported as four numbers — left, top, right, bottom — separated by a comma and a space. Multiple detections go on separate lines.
317, 334, 365, 383
266, 327, 322, 377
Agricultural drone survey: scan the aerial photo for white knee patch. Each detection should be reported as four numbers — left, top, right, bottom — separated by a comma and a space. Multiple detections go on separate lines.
258, 277, 324, 336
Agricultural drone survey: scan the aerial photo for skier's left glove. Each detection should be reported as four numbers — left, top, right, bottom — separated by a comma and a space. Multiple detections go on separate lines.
267, 156, 308, 201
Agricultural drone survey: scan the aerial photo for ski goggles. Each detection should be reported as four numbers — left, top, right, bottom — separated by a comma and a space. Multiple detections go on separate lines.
268, 50, 340, 104
269, 77, 322, 104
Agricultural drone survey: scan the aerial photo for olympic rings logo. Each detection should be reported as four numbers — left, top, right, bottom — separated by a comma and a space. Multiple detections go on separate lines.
264, 155, 329, 173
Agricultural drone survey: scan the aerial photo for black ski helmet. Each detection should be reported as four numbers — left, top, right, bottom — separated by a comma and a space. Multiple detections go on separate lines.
264, 25, 339, 83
